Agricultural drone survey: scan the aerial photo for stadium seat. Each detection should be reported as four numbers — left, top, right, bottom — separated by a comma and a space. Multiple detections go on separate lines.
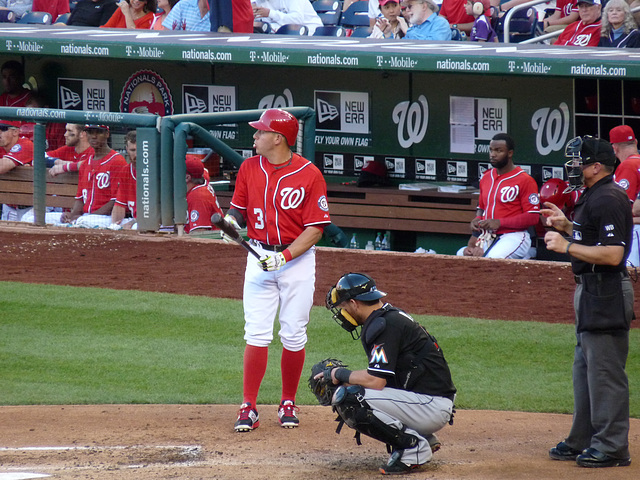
69, 0, 80, 11
349, 26, 371, 37
0, 10, 16, 23
313, 0, 343, 26
340, 0, 370, 28
313, 25, 346, 36
275, 24, 309, 35
450, 27, 463, 41
16, 11, 53, 25
55, 12, 71, 25
497, 8, 537, 43
255, 21, 272, 33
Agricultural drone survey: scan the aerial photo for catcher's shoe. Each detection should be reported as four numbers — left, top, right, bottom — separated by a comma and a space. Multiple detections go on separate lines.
427, 434, 441, 453
379, 450, 421, 475
278, 400, 300, 428
234, 403, 259, 432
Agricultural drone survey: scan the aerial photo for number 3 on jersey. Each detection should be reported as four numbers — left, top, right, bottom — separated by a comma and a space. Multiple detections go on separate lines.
253, 208, 264, 230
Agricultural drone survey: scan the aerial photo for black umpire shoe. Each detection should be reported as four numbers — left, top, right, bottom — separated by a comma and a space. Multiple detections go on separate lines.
576, 448, 631, 468
549, 441, 582, 461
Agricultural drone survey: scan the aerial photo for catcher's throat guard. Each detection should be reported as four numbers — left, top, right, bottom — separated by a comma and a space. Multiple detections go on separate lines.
564, 136, 585, 193
327, 286, 360, 338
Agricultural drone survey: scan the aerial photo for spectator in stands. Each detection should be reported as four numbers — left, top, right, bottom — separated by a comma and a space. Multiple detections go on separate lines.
0, 0, 32, 19
440, 0, 475, 34
101, 0, 157, 29
403, 0, 452, 40
185, 155, 223, 234
543, 0, 579, 33
599, 0, 640, 47
24, 125, 127, 227
466, 0, 498, 41
370, 0, 407, 38
65, 0, 118, 27
150, 0, 178, 29
48, 124, 94, 177
554, 0, 602, 46
110, 130, 138, 230
19, 93, 66, 151
0, 119, 34, 221
163, 0, 210, 31
209, 0, 253, 32
0, 61, 31, 108
251, 0, 324, 35
32, 0, 70, 21
458, 133, 540, 259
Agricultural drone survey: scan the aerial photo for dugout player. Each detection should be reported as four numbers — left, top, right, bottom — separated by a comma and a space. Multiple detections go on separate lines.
184, 155, 222, 233
460, 133, 540, 259
48, 123, 94, 176
222, 108, 331, 432
611, 125, 640, 268
543, 136, 634, 468
0, 119, 34, 221
110, 130, 138, 230
322, 273, 456, 475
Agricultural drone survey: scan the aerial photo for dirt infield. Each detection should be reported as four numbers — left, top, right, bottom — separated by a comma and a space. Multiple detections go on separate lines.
0, 224, 639, 479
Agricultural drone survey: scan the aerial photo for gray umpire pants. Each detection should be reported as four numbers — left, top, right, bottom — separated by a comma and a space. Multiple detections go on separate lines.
564, 278, 633, 459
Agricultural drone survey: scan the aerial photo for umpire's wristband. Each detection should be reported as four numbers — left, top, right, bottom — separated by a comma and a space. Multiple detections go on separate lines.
334, 368, 352, 384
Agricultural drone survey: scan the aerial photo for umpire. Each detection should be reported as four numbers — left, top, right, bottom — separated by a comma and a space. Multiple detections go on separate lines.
543, 136, 634, 468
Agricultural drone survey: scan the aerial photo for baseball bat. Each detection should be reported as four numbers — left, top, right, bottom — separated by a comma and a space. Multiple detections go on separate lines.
212, 213, 262, 260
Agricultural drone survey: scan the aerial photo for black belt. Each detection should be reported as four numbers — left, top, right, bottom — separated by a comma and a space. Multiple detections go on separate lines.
574, 271, 629, 284
249, 239, 290, 253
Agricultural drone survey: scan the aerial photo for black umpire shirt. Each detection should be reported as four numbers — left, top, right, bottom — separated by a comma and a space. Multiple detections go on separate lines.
360, 303, 456, 399
571, 175, 632, 275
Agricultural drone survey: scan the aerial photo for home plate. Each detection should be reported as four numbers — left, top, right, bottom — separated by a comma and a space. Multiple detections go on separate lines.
0, 474, 50, 480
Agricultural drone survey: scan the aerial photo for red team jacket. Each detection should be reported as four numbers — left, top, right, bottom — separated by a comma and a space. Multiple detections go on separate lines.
0, 137, 34, 166
76, 150, 127, 214
614, 154, 640, 202
186, 184, 223, 233
230, 154, 331, 245
554, 20, 601, 46
479, 166, 540, 235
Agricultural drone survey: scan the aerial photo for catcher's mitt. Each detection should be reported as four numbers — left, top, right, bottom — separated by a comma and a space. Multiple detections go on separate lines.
308, 358, 348, 406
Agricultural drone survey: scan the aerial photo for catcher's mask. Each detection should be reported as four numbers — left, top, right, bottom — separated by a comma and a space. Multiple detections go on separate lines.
564, 136, 617, 193
326, 273, 387, 339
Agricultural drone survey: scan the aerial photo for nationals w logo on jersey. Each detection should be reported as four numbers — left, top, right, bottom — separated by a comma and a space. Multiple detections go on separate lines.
280, 187, 305, 210
500, 185, 520, 203
95, 172, 111, 190
574, 34, 593, 47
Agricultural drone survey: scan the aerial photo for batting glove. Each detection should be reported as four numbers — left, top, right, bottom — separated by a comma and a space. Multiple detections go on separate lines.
220, 214, 240, 244
258, 252, 287, 272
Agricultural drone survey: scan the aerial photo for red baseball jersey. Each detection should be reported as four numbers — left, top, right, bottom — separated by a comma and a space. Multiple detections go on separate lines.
76, 150, 127, 214
47, 145, 94, 169
230, 154, 331, 245
0, 90, 31, 107
479, 166, 540, 234
0, 137, 34, 166
186, 184, 223, 233
614, 154, 640, 202
555, 0, 578, 17
554, 20, 601, 46
115, 163, 137, 218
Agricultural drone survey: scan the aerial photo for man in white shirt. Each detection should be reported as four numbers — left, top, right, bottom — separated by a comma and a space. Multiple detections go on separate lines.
252, 0, 324, 34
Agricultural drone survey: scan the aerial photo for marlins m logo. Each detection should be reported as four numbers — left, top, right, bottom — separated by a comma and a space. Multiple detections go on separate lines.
370, 344, 388, 366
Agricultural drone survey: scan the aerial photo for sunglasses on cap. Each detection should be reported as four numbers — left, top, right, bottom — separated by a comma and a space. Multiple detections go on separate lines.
0, 125, 14, 131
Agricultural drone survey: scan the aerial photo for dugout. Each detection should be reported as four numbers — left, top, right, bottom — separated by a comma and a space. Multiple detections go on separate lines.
0, 25, 639, 253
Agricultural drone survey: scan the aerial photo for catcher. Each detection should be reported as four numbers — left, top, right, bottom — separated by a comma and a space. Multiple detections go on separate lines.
310, 273, 456, 475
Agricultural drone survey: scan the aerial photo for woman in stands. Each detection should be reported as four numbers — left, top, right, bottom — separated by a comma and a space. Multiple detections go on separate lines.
599, 0, 640, 47
101, 0, 157, 29
150, 0, 177, 29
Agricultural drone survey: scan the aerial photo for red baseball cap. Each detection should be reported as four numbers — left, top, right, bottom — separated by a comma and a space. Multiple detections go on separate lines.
185, 155, 205, 179
0, 119, 21, 128
379, 0, 400, 5
609, 125, 636, 144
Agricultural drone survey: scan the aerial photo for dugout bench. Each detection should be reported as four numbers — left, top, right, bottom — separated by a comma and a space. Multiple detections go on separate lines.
0, 166, 77, 211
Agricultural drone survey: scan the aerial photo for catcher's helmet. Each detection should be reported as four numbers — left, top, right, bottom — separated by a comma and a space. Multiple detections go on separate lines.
540, 178, 570, 210
564, 136, 617, 192
249, 109, 299, 147
326, 273, 387, 338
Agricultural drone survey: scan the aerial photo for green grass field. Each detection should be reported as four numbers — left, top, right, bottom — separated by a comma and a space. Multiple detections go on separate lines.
1, 281, 638, 416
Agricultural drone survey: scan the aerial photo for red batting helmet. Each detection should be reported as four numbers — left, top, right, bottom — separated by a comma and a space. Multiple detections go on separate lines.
249, 109, 299, 147
540, 178, 570, 209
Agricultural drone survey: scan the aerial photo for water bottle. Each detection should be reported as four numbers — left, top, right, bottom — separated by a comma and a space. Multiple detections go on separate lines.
375, 232, 382, 250
381, 233, 389, 251
365, 240, 374, 251
350, 233, 358, 249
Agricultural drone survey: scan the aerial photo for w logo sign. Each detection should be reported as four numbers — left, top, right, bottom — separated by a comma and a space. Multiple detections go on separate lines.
531, 102, 570, 156
392, 95, 429, 148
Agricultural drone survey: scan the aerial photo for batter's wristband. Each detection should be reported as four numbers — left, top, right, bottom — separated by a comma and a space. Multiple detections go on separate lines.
334, 368, 352, 384
282, 249, 293, 262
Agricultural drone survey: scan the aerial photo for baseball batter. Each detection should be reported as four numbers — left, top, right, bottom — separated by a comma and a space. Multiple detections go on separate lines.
322, 273, 456, 475
611, 125, 640, 267
461, 133, 540, 259
222, 109, 331, 432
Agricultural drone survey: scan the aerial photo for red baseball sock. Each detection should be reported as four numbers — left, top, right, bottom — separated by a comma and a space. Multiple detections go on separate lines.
243, 345, 268, 407
281, 347, 305, 403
